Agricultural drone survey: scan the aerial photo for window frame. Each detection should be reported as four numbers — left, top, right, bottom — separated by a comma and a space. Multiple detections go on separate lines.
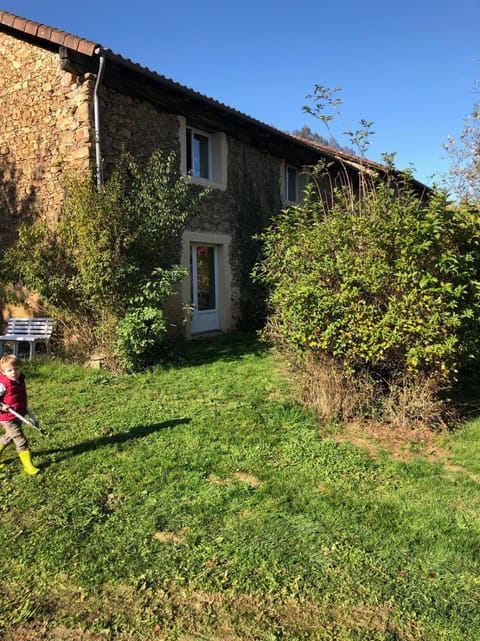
186, 126, 212, 180
179, 116, 228, 190
282, 162, 308, 204
285, 164, 298, 203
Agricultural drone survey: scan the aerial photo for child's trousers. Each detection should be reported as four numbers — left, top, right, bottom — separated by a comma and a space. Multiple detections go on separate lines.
0, 420, 28, 451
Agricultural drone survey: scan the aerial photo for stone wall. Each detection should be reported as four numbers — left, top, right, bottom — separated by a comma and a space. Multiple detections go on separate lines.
99, 85, 181, 176
0, 31, 94, 245
97, 84, 283, 331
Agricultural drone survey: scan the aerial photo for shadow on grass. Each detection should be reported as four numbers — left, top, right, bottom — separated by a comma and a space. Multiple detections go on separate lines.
448, 371, 480, 425
177, 331, 270, 367
37, 417, 191, 467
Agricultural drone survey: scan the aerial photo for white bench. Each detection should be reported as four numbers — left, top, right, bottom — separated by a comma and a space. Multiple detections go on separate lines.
0, 318, 53, 360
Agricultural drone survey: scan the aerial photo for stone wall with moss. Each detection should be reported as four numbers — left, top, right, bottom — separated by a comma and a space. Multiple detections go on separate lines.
97, 89, 284, 331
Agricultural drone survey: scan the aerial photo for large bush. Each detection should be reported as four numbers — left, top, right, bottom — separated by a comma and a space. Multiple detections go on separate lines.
2, 150, 207, 369
254, 172, 480, 426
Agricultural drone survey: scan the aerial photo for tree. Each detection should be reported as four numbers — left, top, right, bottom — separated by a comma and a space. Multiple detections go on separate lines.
445, 102, 480, 205
291, 125, 355, 154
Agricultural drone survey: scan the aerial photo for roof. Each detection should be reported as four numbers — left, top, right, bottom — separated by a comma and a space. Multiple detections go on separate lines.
0, 10, 99, 56
0, 10, 429, 191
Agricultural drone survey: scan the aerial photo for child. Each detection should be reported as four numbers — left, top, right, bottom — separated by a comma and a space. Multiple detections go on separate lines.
0, 354, 40, 475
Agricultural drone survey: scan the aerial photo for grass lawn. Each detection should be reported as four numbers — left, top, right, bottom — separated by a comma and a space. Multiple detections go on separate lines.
0, 333, 479, 640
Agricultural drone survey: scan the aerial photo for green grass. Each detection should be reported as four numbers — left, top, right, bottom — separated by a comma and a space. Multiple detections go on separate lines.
1, 333, 479, 640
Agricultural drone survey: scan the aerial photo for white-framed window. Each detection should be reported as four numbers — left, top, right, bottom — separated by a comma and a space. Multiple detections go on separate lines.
186, 127, 211, 179
179, 116, 228, 190
281, 162, 309, 204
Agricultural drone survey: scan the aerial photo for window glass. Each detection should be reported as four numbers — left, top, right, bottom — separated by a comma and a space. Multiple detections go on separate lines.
194, 133, 210, 179
286, 166, 297, 202
186, 127, 210, 179
195, 246, 216, 310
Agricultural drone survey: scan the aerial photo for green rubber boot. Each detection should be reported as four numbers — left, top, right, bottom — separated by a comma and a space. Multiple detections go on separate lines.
19, 450, 40, 475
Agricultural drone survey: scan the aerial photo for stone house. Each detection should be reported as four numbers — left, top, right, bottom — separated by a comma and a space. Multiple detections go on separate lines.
0, 10, 414, 339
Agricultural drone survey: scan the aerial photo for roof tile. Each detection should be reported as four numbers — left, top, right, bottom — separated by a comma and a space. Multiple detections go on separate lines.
13, 16, 27, 31
49, 29, 66, 46
23, 21, 39, 37
77, 40, 97, 56
0, 10, 98, 57
37, 25, 52, 40
63, 34, 81, 50
1, 12, 15, 27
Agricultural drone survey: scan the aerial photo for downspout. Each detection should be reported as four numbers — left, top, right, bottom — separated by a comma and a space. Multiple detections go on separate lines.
93, 48, 106, 189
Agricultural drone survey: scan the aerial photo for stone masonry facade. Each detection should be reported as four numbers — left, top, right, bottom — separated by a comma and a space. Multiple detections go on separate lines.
0, 31, 93, 241
0, 28, 282, 248
0, 27, 285, 332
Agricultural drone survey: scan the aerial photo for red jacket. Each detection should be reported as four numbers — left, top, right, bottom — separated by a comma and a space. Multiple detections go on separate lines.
0, 372, 28, 421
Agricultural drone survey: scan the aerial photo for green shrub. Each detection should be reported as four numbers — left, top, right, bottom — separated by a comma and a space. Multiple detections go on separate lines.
113, 265, 189, 371
2, 150, 207, 367
254, 173, 480, 424
114, 307, 167, 371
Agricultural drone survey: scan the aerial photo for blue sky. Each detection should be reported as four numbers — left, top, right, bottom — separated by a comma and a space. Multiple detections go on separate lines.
2, 0, 479, 187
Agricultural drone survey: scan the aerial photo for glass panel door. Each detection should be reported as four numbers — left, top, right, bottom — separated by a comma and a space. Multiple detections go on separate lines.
190, 244, 219, 333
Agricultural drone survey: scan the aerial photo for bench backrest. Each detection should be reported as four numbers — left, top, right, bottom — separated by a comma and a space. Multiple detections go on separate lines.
6, 317, 53, 336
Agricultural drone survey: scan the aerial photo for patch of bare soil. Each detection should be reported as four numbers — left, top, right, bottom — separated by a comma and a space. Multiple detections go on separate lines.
153, 529, 187, 545
330, 419, 452, 462
207, 472, 263, 488
232, 472, 263, 488
329, 419, 479, 482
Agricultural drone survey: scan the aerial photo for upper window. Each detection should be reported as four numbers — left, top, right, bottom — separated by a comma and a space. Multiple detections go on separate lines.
282, 162, 308, 204
186, 127, 211, 179
179, 117, 228, 190
285, 165, 298, 202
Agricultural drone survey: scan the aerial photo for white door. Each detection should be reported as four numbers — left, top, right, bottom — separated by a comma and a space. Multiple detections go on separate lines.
190, 244, 220, 334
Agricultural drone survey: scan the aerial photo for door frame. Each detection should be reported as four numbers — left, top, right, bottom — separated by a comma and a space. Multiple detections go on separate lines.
181, 231, 233, 338
190, 243, 220, 334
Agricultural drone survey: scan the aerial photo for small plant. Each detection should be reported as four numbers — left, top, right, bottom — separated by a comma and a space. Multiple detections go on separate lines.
114, 265, 190, 371
114, 306, 168, 371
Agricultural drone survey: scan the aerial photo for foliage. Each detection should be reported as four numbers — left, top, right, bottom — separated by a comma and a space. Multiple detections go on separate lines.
113, 265, 189, 371
290, 125, 355, 154
2, 149, 207, 368
303, 85, 375, 157
229, 162, 280, 332
253, 84, 480, 425
0, 338, 479, 640
444, 102, 480, 205
253, 172, 480, 422
114, 306, 168, 371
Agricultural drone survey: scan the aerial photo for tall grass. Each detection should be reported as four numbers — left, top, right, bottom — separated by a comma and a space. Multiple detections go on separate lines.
0, 333, 479, 640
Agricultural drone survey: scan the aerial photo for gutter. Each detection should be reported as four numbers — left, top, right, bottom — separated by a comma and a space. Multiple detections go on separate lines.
93, 48, 106, 188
